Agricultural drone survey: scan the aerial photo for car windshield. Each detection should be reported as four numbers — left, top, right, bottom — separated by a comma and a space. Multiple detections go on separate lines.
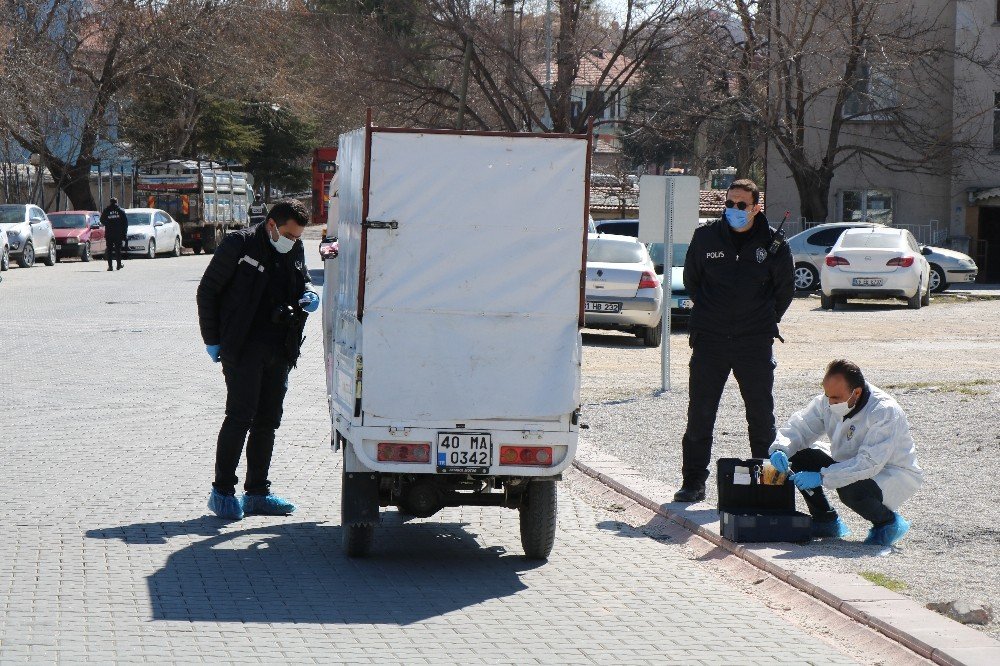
0, 205, 25, 225
50, 214, 89, 229
588, 240, 645, 264
840, 232, 902, 249
646, 243, 689, 269
127, 213, 153, 226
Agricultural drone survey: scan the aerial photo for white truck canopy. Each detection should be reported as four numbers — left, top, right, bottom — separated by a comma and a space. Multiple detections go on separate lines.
333, 126, 589, 425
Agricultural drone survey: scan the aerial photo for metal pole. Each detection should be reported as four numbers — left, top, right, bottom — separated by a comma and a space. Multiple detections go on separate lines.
661, 178, 674, 392
457, 38, 473, 130
545, 0, 552, 89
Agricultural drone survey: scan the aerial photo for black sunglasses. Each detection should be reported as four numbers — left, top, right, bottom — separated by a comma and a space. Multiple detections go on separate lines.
725, 200, 749, 210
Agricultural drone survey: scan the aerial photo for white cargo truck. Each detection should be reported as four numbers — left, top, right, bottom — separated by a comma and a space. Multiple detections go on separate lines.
325, 120, 590, 558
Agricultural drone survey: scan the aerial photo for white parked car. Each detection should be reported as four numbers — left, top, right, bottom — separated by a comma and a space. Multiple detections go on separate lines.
585, 233, 664, 346
124, 208, 183, 258
0, 221, 8, 271
789, 221, 978, 293
820, 227, 931, 310
0, 203, 57, 268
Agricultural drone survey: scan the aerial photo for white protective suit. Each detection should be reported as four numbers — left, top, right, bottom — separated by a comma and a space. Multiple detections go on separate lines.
768, 383, 923, 511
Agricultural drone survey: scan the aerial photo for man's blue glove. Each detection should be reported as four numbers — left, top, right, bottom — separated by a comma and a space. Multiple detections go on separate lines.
791, 471, 823, 490
769, 450, 790, 474
299, 291, 320, 313
206, 344, 221, 363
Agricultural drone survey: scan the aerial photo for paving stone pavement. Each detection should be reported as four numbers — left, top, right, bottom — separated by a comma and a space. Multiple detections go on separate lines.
0, 245, 858, 664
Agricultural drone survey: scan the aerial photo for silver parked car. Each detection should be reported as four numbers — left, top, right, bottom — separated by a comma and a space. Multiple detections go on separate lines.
585, 233, 664, 346
0, 204, 57, 268
788, 222, 978, 293
124, 208, 184, 258
0, 222, 8, 271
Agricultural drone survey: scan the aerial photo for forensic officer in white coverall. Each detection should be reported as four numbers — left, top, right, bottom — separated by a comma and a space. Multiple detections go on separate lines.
768, 359, 923, 546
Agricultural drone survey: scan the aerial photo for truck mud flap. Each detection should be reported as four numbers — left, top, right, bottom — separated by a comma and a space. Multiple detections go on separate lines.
341, 471, 380, 526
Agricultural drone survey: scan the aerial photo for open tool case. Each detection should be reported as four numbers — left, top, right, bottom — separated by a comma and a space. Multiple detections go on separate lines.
716, 458, 811, 543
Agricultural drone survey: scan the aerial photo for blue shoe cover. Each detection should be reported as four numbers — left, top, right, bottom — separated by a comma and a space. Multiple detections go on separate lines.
242, 493, 297, 516
864, 513, 910, 547
811, 517, 850, 538
208, 488, 244, 520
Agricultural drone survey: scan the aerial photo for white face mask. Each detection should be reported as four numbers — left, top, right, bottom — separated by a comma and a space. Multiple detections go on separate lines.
268, 224, 296, 254
829, 388, 860, 419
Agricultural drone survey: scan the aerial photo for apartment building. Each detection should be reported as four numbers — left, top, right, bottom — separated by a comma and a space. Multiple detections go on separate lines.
764, 1, 1000, 281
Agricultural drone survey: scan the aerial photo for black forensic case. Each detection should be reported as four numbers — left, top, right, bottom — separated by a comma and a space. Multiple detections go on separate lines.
716, 457, 811, 543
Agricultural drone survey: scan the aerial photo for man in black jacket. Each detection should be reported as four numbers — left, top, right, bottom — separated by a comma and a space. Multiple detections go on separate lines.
196, 198, 319, 520
673, 179, 794, 503
100, 197, 128, 271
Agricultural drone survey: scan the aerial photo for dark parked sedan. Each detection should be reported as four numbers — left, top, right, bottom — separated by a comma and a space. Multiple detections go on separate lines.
49, 211, 105, 262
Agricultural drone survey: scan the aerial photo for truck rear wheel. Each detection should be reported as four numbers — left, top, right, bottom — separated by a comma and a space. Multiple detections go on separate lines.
203, 226, 222, 254
519, 479, 557, 560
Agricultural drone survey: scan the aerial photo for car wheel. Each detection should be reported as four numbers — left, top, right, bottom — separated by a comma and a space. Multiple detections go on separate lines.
147, 240, 156, 259
820, 292, 833, 310
929, 264, 947, 293
640, 320, 662, 348
192, 242, 203, 254
907, 281, 922, 309
80, 241, 91, 262
172, 237, 182, 257
922, 280, 931, 306
17, 240, 34, 268
43, 240, 56, 266
793, 263, 820, 291
1, 246, 8, 271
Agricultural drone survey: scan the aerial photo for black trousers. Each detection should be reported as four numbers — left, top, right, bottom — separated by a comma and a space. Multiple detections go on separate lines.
106, 240, 125, 268
790, 448, 895, 527
681, 335, 776, 486
213, 342, 291, 496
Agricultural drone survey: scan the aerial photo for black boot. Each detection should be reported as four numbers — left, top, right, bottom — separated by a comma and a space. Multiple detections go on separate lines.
673, 483, 706, 503
107, 266, 113, 272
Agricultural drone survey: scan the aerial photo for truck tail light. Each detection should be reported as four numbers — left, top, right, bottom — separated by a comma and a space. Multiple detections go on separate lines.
886, 256, 914, 267
499, 446, 554, 466
638, 271, 659, 289
377, 442, 430, 463
825, 255, 850, 267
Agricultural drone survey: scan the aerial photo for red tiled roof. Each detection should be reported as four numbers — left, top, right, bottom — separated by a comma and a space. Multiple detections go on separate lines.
589, 187, 765, 217
700, 189, 765, 217
534, 49, 636, 88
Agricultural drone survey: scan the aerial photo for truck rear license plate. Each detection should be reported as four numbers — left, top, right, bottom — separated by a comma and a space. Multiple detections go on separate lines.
437, 432, 492, 474
585, 301, 621, 313
852, 277, 884, 287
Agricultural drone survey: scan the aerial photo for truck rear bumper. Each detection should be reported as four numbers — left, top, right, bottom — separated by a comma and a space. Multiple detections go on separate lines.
338, 424, 578, 476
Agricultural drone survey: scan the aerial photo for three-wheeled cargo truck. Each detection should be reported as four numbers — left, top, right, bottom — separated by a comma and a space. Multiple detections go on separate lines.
324, 118, 591, 558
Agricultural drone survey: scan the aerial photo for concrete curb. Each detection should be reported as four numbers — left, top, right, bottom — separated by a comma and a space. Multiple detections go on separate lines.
573, 458, 1000, 666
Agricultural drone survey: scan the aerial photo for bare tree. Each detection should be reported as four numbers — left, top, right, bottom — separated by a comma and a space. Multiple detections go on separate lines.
621, 9, 760, 182
723, 0, 1000, 222
0, 0, 263, 209
326, 1, 697, 133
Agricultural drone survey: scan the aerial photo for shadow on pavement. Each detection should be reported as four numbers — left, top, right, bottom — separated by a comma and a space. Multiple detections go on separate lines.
86, 514, 541, 625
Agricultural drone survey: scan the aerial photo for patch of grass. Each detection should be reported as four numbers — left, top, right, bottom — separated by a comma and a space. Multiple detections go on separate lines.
885, 379, 996, 394
860, 571, 908, 592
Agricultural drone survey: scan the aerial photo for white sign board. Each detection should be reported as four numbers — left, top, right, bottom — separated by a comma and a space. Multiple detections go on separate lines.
638, 175, 701, 245
638, 175, 701, 392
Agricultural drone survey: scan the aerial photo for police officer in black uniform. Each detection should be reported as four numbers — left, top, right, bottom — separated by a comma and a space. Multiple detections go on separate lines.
673, 179, 794, 502
248, 192, 268, 226
100, 197, 129, 271
197, 198, 320, 520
